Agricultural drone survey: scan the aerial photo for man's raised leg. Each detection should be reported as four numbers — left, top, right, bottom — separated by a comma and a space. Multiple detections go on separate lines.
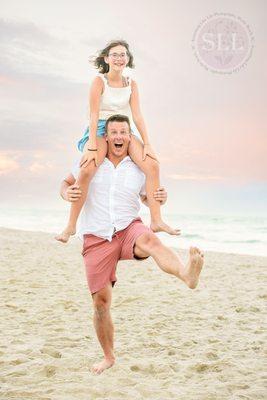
91, 282, 115, 374
134, 232, 204, 289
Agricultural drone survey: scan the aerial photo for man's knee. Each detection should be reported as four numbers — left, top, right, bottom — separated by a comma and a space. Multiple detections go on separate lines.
92, 287, 111, 318
94, 303, 109, 319
136, 232, 162, 253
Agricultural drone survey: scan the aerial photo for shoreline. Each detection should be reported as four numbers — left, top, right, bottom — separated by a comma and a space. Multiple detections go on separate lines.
1, 225, 267, 260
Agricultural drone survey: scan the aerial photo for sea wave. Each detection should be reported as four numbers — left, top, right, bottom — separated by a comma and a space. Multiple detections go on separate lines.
182, 234, 204, 239
1, 207, 267, 256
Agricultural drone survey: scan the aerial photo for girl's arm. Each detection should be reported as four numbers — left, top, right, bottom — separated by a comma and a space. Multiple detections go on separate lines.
129, 80, 149, 144
129, 80, 158, 161
85, 76, 103, 150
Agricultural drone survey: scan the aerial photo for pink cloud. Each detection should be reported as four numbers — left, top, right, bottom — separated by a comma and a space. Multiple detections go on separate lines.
157, 117, 267, 183
0, 152, 20, 175
168, 173, 224, 181
28, 161, 54, 174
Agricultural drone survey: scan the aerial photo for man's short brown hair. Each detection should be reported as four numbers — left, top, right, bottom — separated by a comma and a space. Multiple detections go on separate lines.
105, 114, 131, 133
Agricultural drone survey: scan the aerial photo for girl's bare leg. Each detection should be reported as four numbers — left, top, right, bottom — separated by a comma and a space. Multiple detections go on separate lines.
128, 136, 179, 235
55, 137, 108, 243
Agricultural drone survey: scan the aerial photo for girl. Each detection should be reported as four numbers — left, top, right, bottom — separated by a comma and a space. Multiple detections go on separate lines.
56, 39, 178, 243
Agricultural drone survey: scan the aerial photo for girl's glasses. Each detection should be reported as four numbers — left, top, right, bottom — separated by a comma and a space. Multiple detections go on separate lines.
108, 53, 128, 60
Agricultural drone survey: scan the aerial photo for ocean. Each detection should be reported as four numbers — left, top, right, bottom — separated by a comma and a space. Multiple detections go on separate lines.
0, 206, 266, 257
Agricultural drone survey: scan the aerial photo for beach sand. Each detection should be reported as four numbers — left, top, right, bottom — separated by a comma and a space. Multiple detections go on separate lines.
0, 227, 266, 400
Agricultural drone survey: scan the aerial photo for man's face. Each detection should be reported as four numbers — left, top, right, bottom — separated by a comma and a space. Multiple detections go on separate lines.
105, 121, 131, 158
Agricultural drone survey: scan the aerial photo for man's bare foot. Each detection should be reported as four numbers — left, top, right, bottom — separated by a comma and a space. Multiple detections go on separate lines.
54, 227, 76, 243
183, 247, 204, 289
91, 357, 115, 375
150, 220, 180, 236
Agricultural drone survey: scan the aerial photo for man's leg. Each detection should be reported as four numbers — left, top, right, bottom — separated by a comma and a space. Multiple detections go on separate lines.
91, 282, 115, 375
134, 232, 204, 289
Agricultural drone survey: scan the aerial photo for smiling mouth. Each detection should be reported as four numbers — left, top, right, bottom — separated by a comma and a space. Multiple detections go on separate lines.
114, 143, 123, 148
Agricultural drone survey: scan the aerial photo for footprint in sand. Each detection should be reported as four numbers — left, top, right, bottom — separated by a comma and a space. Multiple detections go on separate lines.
54, 327, 64, 333
249, 306, 261, 312
130, 364, 155, 374
40, 347, 62, 359
217, 315, 228, 321
130, 365, 140, 372
205, 351, 219, 360
7, 370, 27, 377
10, 357, 28, 365
235, 306, 245, 313
43, 365, 57, 377
191, 362, 223, 373
5, 303, 18, 309
208, 338, 220, 344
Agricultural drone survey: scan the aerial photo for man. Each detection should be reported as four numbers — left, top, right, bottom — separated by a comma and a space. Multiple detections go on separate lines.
60, 114, 204, 375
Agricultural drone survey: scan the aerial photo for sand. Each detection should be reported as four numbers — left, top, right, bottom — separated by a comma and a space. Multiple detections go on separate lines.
0, 227, 266, 400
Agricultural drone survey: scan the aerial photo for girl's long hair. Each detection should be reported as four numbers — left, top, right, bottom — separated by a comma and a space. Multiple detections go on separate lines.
90, 39, 135, 73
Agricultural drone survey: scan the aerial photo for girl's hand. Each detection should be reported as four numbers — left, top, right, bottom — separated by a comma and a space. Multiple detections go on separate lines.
142, 144, 159, 162
65, 184, 82, 202
79, 149, 98, 168
153, 187, 167, 205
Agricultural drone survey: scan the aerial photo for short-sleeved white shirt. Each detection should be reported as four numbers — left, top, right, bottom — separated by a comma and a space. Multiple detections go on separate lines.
72, 156, 146, 241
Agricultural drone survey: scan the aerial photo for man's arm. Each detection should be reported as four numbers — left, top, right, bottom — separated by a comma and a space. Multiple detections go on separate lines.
60, 174, 82, 202
140, 187, 167, 207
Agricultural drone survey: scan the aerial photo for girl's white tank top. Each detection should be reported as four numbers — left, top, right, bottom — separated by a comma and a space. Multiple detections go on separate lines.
97, 73, 132, 121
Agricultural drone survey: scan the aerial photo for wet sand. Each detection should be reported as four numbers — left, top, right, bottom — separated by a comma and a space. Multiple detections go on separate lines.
0, 227, 266, 399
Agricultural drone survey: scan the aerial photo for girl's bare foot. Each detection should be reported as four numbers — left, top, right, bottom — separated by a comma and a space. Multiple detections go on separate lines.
91, 357, 115, 375
150, 220, 180, 236
55, 227, 76, 243
183, 247, 204, 289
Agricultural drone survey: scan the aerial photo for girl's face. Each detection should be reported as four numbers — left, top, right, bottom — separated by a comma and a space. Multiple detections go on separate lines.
105, 45, 129, 72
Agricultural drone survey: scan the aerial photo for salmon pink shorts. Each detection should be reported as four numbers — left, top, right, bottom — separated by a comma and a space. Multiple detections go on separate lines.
82, 218, 151, 295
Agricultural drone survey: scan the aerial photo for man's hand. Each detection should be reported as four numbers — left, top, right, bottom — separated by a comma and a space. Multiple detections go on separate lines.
153, 186, 167, 205
64, 184, 82, 202
141, 186, 167, 206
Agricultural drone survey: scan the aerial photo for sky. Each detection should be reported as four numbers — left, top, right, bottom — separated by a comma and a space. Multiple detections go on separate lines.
0, 0, 266, 216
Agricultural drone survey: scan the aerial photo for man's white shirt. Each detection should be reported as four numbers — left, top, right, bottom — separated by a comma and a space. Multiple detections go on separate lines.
72, 156, 146, 241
